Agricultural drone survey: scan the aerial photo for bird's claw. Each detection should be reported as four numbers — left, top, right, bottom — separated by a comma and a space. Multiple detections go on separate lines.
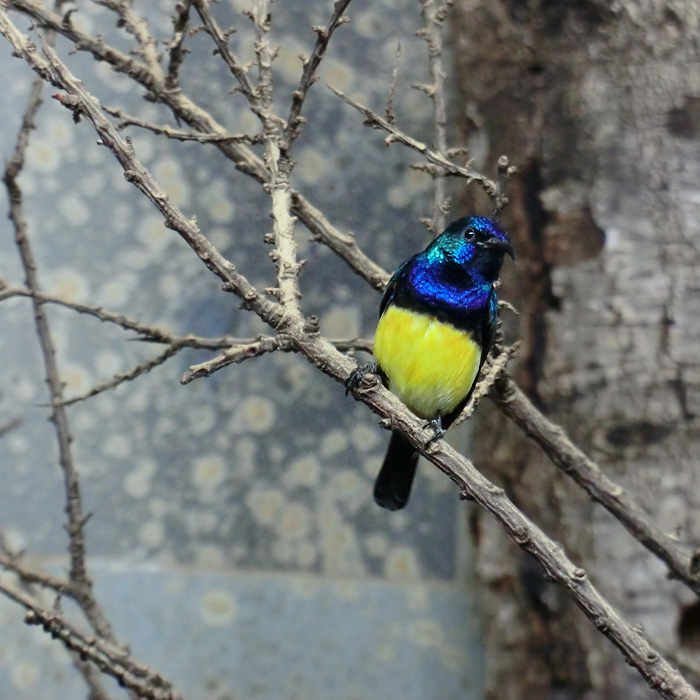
345, 362, 378, 396
423, 418, 445, 447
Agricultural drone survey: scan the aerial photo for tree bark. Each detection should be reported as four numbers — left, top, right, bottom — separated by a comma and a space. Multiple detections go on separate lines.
453, 2, 700, 698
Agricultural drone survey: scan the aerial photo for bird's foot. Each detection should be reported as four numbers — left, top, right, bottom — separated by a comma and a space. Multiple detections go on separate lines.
345, 362, 379, 396
423, 417, 445, 447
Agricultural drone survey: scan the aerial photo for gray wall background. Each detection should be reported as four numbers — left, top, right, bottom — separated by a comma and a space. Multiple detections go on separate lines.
0, 1, 484, 698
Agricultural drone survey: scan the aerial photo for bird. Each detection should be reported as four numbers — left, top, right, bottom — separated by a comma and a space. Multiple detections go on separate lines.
348, 215, 514, 511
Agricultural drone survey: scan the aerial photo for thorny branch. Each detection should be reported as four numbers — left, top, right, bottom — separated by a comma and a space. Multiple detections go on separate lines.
0, 2, 699, 699
1, 26, 115, 645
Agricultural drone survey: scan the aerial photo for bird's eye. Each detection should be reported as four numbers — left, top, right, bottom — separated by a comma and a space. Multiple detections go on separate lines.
464, 228, 476, 241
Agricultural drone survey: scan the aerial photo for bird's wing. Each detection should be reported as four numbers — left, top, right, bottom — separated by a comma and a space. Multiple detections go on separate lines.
479, 287, 499, 369
378, 258, 412, 317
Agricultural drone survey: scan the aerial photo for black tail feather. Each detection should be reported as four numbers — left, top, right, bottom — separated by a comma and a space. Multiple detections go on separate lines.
373, 432, 419, 511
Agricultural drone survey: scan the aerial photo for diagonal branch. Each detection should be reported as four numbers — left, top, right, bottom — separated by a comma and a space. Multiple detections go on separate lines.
492, 374, 700, 599
329, 84, 500, 201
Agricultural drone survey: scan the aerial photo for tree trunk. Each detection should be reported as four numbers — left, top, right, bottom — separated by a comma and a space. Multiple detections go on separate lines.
452, 2, 700, 698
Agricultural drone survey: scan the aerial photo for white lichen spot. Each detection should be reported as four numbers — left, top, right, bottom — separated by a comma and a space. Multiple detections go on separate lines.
405, 585, 430, 612
333, 580, 360, 601
96, 350, 123, 377
196, 544, 225, 568
189, 405, 216, 435
59, 194, 90, 225
209, 227, 230, 249
362, 455, 382, 479
14, 378, 36, 403
351, 423, 381, 452
274, 39, 306, 84
99, 272, 138, 307
234, 395, 277, 434
206, 185, 235, 224
296, 540, 317, 568
123, 469, 151, 499
321, 524, 366, 576
46, 269, 88, 302
354, 9, 384, 38
296, 148, 327, 185
328, 470, 366, 513
277, 503, 312, 540
364, 533, 389, 557
192, 454, 227, 490
319, 58, 353, 92
10, 659, 39, 691
61, 363, 91, 396
320, 429, 349, 458
284, 454, 321, 489
199, 589, 238, 627
153, 157, 190, 207
26, 139, 60, 173
139, 519, 165, 548
384, 545, 421, 582
137, 213, 171, 253
407, 618, 443, 650
158, 273, 180, 298
6, 434, 28, 455
440, 644, 468, 672
246, 487, 284, 526
320, 304, 361, 338
102, 433, 132, 459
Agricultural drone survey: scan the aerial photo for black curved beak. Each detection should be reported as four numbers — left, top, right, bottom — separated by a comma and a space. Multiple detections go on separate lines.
478, 235, 515, 260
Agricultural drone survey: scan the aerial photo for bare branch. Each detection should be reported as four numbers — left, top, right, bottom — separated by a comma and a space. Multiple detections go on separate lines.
59, 346, 180, 406
181, 335, 286, 383
1, 53, 114, 643
192, 0, 258, 105
453, 342, 520, 427
103, 105, 263, 143
492, 374, 700, 600
385, 41, 401, 124
418, 0, 453, 233
285, 0, 353, 145
0, 576, 184, 700
329, 85, 500, 202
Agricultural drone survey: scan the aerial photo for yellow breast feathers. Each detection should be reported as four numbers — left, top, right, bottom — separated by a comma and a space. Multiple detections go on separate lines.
373, 305, 481, 420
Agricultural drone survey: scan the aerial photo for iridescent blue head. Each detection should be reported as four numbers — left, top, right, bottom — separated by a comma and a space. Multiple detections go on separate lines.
425, 216, 514, 282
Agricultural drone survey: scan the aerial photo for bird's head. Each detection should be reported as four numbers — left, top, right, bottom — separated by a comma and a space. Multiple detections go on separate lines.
428, 216, 514, 282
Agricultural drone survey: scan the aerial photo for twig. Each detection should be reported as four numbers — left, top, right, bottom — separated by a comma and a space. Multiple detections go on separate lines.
103, 105, 263, 143
385, 41, 401, 124
165, 0, 191, 93
329, 85, 500, 202
285, 0, 353, 145
492, 374, 700, 600
1, 50, 114, 643
417, 0, 453, 234
59, 345, 180, 406
0, 576, 184, 700
453, 342, 520, 427
181, 335, 286, 383
192, 0, 258, 105
493, 154, 515, 220
93, 0, 162, 77
181, 334, 373, 384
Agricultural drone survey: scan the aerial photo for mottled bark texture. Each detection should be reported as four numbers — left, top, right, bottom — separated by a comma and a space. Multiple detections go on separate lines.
453, 2, 700, 698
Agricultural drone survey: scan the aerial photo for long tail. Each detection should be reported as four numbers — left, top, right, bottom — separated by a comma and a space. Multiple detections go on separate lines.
373, 432, 419, 511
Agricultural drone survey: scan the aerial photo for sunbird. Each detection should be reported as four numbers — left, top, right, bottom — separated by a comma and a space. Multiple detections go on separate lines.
348, 216, 514, 510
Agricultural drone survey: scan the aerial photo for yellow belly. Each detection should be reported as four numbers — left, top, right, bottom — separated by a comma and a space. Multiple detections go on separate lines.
373, 305, 481, 419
